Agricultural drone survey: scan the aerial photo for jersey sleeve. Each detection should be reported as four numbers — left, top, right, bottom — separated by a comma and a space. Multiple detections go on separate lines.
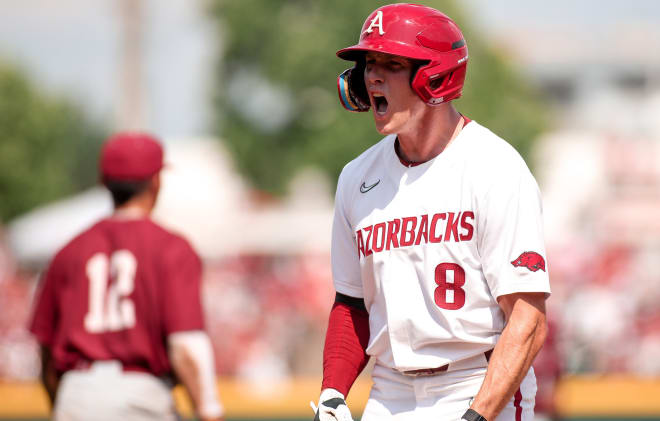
478, 158, 551, 298
29, 253, 63, 346
331, 168, 364, 298
162, 239, 205, 334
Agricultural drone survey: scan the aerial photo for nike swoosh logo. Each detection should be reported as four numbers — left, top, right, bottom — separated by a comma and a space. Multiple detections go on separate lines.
360, 180, 380, 193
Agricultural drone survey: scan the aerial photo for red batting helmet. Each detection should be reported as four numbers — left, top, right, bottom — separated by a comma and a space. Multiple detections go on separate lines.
336, 3, 468, 110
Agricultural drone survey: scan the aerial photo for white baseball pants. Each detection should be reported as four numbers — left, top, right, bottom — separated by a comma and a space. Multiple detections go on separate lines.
54, 361, 179, 421
361, 358, 537, 421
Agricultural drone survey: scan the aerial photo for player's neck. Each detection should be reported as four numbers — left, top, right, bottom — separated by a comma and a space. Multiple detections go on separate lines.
113, 195, 155, 219
396, 104, 464, 164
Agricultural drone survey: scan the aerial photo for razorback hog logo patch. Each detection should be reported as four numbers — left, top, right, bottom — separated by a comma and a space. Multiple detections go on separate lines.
511, 251, 546, 272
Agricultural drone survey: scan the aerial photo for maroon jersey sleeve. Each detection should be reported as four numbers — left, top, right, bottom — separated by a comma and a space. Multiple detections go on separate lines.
162, 239, 205, 334
29, 252, 64, 346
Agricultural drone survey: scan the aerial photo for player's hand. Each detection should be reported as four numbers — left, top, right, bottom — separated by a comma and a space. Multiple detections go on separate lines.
310, 388, 354, 421
198, 401, 225, 421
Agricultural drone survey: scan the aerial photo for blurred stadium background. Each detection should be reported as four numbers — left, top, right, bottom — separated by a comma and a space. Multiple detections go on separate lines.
2, 0, 660, 420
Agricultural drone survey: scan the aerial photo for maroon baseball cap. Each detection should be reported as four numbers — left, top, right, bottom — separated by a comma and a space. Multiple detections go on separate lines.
100, 132, 164, 181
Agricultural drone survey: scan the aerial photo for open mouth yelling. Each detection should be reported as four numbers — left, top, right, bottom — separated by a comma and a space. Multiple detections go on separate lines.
372, 93, 388, 116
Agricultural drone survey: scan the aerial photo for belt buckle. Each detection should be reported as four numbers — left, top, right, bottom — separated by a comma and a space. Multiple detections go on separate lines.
412, 368, 436, 377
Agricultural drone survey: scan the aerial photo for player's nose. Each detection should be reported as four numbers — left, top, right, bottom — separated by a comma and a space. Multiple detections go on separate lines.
365, 64, 385, 86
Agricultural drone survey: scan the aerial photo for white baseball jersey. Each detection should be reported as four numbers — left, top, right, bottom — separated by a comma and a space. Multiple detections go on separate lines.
331, 121, 551, 372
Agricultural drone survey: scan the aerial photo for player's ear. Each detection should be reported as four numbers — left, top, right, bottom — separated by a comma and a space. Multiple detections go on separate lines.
149, 173, 161, 196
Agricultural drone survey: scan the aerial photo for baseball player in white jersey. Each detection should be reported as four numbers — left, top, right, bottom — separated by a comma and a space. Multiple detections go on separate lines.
312, 4, 550, 421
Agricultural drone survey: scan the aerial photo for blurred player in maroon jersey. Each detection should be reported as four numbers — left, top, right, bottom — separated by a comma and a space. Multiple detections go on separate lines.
29, 132, 224, 421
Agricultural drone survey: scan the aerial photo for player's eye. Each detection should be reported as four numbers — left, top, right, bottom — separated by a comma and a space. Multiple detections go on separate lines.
387, 59, 407, 69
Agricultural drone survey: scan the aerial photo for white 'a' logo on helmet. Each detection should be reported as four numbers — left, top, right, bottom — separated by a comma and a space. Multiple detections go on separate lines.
364, 11, 385, 35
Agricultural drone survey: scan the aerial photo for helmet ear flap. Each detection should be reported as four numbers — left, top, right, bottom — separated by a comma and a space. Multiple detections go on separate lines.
337, 61, 370, 112
412, 62, 466, 105
438, 63, 466, 101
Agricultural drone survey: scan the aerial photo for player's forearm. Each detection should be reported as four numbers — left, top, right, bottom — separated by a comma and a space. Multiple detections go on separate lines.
168, 331, 224, 421
470, 296, 547, 420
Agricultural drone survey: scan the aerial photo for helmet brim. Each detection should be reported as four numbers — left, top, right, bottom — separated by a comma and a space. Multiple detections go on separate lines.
337, 38, 437, 62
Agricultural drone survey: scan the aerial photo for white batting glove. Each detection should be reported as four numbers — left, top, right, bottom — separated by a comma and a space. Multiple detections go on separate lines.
310, 388, 354, 421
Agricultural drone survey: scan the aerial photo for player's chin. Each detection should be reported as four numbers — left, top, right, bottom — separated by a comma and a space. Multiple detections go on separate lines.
374, 118, 401, 136
374, 124, 390, 135
372, 113, 393, 135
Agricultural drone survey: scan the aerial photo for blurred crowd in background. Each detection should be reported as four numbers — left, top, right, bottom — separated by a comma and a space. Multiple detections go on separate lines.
1, 1, 660, 420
